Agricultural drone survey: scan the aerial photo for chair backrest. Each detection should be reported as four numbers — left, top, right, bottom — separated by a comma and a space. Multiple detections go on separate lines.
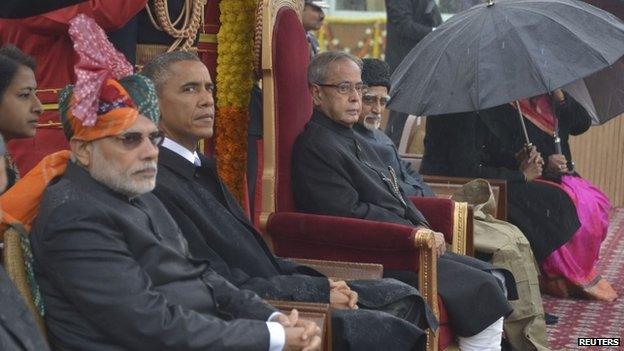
2, 225, 47, 340
398, 115, 417, 154
260, 0, 312, 226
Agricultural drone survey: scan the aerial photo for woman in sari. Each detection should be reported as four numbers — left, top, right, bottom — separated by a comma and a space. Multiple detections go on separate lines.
421, 90, 616, 301
505, 91, 615, 302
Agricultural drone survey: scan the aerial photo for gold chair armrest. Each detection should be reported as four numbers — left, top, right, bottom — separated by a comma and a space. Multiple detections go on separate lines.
450, 202, 474, 256
289, 258, 383, 281
413, 228, 438, 351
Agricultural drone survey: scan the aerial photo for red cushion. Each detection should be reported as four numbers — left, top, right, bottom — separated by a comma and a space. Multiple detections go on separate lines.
437, 296, 453, 351
272, 8, 313, 213
410, 197, 455, 243
268, 212, 425, 271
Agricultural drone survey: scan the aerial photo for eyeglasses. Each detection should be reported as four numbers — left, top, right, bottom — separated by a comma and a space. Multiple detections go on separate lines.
113, 130, 165, 149
362, 93, 391, 107
316, 82, 366, 95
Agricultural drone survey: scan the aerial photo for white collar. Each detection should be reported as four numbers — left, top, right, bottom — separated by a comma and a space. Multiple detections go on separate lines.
161, 137, 201, 166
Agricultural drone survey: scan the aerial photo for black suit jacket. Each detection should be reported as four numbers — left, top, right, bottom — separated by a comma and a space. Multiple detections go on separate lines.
155, 147, 440, 351
293, 109, 429, 227
385, 0, 442, 72
154, 147, 330, 303
31, 162, 276, 351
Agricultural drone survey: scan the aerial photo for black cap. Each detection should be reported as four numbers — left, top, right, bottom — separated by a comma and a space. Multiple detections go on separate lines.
362, 58, 390, 90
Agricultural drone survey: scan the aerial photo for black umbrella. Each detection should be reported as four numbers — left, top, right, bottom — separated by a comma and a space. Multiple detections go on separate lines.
388, 0, 624, 118
563, 56, 624, 124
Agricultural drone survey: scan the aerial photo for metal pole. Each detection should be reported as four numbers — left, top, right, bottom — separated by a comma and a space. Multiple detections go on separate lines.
515, 100, 532, 146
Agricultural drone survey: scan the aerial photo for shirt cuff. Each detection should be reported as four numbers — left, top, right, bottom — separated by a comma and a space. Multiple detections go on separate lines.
266, 321, 286, 351
267, 312, 286, 351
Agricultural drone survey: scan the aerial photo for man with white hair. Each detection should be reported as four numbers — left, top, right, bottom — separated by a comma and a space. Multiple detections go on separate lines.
352, 58, 551, 351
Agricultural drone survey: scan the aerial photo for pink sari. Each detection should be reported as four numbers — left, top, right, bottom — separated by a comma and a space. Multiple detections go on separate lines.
540, 175, 611, 287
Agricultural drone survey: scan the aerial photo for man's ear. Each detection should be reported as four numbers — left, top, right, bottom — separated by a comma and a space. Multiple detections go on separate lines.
70, 139, 93, 168
310, 85, 323, 106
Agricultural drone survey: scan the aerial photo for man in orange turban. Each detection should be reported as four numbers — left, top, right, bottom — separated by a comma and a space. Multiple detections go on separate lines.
1, 14, 321, 351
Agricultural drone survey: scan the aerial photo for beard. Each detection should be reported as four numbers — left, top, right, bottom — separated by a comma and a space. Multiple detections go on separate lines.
362, 114, 382, 131
90, 144, 157, 198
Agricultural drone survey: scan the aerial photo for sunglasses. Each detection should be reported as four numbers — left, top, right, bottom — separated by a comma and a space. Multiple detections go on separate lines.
113, 131, 165, 149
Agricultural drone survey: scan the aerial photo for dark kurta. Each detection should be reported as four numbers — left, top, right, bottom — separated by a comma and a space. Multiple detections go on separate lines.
0, 266, 50, 351
293, 109, 515, 337
353, 123, 435, 197
154, 147, 432, 350
31, 163, 276, 351
421, 107, 581, 261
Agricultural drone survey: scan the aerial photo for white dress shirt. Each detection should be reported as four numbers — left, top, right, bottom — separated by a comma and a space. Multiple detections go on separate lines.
160, 137, 286, 351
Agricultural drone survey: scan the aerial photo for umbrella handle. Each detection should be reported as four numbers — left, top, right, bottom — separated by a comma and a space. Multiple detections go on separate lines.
515, 101, 532, 145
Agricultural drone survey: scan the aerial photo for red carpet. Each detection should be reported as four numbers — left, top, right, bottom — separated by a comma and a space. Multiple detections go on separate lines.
543, 207, 624, 350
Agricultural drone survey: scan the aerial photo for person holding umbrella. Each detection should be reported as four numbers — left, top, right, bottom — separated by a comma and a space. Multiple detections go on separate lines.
420, 91, 617, 302
496, 91, 614, 301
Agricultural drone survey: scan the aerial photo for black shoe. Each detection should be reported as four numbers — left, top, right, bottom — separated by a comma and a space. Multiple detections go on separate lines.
501, 337, 513, 351
545, 312, 559, 325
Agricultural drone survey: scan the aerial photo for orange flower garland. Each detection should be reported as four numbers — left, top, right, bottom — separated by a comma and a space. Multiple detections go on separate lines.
215, 0, 256, 205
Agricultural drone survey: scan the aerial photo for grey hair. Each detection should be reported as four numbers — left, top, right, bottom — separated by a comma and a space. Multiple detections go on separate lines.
307, 51, 363, 85
140, 51, 201, 93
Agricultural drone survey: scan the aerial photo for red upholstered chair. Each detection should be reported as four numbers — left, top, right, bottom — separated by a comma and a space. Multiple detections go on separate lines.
256, 1, 470, 349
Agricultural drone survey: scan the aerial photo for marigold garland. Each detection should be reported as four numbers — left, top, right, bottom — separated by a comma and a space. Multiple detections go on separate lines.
215, 0, 256, 205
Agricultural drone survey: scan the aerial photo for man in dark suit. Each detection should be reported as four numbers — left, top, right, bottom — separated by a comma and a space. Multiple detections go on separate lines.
144, 50, 436, 351
4, 70, 320, 350
293, 51, 519, 351
384, 0, 442, 146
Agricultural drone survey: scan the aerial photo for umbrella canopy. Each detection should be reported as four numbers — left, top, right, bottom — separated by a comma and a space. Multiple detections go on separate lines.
389, 0, 624, 117
563, 56, 624, 124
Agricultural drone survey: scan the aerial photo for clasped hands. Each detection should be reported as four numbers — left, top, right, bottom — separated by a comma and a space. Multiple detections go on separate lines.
329, 278, 358, 310
272, 309, 322, 351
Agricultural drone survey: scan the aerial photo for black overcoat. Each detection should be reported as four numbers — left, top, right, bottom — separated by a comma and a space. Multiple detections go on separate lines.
385, 0, 443, 73
154, 147, 435, 351
421, 107, 582, 261
292, 110, 516, 337
31, 163, 276, 351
